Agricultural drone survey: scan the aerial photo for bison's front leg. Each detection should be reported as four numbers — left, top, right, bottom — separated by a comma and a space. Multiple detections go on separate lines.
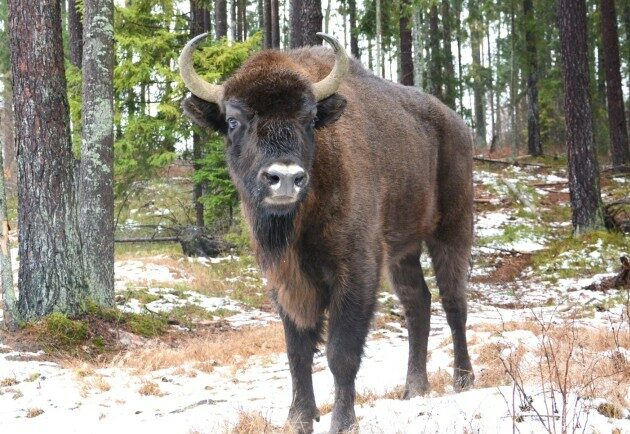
280, 309, 322, 434
326, 290, 376, 433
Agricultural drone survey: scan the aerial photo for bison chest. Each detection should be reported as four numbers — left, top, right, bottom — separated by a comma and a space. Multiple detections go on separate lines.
267, 246, 335, 330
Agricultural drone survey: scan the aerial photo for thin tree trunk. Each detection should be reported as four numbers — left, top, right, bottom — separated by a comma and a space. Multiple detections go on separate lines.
348, 0, 358, 58
557, 0, 605, 232
376, 0, 382, 78
368, 37, 373, 71
399, 0, 413, 86
470, 6, 486, 147
191, 0, 206, 227
271, 0, 280, 48
428, 5, 442, 99
231, 0, 238, 41
487, 24, 496, 147
524, 0, 542, 156
441, 0, 455, 108
412, 8, 424, 89
8, 0, 87, 321
0, 131, 17, 329
510, 3, 518, 158
324, 0, 331, 33
1, 75, 16, 185
79, 0, 115, 306
455, 0, 463, 113
240, 0, 248, 40
264, 0, 272, 48
493, 16, 503, 153
216, 0, 228, 38
600, 0, 630, 166
68, 0, 83, 68
290, 0, 322, 48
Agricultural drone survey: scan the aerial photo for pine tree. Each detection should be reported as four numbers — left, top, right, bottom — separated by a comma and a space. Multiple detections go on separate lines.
290, 0, 322, 47
600, 0, 630, 166
557, 0, 604, 232
399, 0, 413, 86
68, 0, 83, 68
7, 0, 87, 322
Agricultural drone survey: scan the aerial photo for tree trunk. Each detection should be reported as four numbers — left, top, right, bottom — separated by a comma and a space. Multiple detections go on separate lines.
600, 0, 630, 166
79, 0, 115, 307
487, 24, 496, 147
523, 0, 542, 156
375, 0, 382, 77
324, 0, 331, 33
399, 0, 413, 86
348, 0, 358, 58
428, 5, 442, 99
557, 0, 605, 232
231, 0, 238, 41
68, 0, 83, 68
240, 0, 248, 40
470, 5, 486, 147
216, 0, 228, 38
289, 0, 322, 48
271, 0, 280, 48
191, 0, 206, 228
0, 125, 17, 328
455, 0, 463, 113
441, 0, 455, 108
510, 3, 518, 158
264, 0, 272, 48
8, 0, 87, 320
1, 75, 16, 185
412, 8, 424, 89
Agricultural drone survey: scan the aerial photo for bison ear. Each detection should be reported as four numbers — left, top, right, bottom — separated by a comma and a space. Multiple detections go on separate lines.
182, 95, 228, 135
314, 94, 347, 129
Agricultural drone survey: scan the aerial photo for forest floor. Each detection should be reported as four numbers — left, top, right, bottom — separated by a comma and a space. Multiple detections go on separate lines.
0, 158, 629, 433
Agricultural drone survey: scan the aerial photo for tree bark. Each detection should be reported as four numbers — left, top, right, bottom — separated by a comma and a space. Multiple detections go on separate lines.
375, 0, 382, 77
264, 0, 272, 48
523, 0, 542, 156
68, 0, 83, 68
487, 24, 496, 147
348, 0, 359, 58
441, 0, 456, 109
79, 0, 115, 307
600, 0, 630, 166
271, 0, 280, 48
454, 0, 463, 113
557, 0, 605, 232
470, 3, 486, 147
428, 5, 442, 99
289, 0, 322, 48
399, 0, 413, 86
8, 0, 88, 320
0, 123, 17, 328
215, 0, 228, 38
231, 0, 238, 41
1, 75, 16, 185
412, 8, 424, 89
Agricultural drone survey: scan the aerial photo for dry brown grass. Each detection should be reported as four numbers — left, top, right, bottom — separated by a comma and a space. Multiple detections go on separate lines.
112, 324, 284, 373
26, 408, 44, 418
227, 411, 287, 433
428, 369, 453, 395
0, 377, 19, 387
320, 385, 405, 416
138, 380, 164, 396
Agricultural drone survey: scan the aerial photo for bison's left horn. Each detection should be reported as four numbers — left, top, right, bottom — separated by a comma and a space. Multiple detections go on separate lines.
312, 33, 349, 101
179, 32, 224, 103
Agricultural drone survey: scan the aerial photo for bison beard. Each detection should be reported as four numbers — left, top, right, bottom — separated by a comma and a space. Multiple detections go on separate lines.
179, 33, 475, 434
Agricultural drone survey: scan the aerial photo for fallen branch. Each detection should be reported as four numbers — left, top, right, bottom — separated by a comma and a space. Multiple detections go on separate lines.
474, 156, 547, 168
501, 179, 538, 214
115, 237, 179, 243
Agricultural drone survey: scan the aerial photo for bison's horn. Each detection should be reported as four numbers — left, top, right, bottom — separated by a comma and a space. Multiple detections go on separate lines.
312, 33, 349, 101
179, 32, 223, 103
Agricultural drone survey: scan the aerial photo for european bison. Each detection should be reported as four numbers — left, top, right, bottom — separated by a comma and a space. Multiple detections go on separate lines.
180, 33, 474, 433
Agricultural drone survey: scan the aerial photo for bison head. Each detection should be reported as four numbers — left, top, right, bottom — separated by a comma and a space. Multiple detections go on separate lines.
180, 33, 348, 256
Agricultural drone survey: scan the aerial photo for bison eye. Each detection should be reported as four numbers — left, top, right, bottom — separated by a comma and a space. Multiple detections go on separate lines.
227, 117, 239, 130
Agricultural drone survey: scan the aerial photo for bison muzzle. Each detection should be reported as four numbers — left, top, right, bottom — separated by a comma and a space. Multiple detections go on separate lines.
180, 33, 475, 433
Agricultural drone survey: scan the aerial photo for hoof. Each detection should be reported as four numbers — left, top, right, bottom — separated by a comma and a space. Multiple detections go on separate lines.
402, 381, 430, 399
329, 406, 357, 433
288, 406, 320, 434
453, 368, 474, 392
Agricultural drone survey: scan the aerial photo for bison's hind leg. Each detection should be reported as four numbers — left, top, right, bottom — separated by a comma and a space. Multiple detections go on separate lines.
427, 235, 474, 391
388, 251, 432, 398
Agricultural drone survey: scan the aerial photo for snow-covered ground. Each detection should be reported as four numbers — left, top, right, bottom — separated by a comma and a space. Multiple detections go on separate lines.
1, 165, 628, 433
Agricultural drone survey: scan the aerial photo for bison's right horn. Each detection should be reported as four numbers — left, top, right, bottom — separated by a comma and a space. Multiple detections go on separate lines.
179, 33, 223, 103
312, 33, 349, 101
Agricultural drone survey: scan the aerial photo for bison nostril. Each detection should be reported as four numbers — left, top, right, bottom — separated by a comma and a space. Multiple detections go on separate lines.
294, 174, 305, 187
264, 173, 280, 185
